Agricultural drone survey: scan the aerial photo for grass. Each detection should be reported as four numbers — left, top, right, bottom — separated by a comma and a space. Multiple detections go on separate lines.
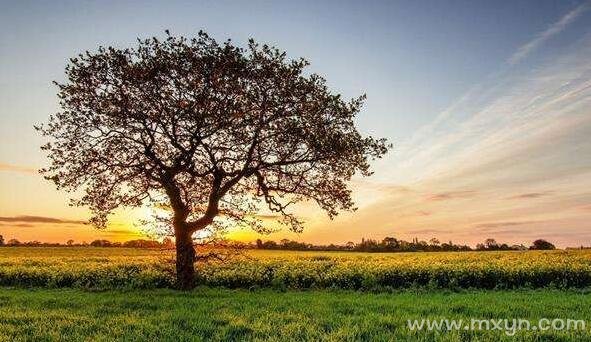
0, 287, 590, 341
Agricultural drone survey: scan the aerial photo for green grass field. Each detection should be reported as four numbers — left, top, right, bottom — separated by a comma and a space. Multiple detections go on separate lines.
1, 287, 590, 341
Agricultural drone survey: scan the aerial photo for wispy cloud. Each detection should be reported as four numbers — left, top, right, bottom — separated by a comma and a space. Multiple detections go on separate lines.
102, 229, 144, 236
507, 192, 553, 200
394, 30, 591, 187
475, 221, 542, 229
507, 2, 589, 65
0, 163, 36, 174
398, 210, 432, 218
406, 228, 454, 235
426, 191, 476, 201
0, 215, 85, 225
0, 222, 34, 228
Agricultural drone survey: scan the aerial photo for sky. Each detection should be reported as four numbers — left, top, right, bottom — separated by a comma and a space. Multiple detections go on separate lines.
1, 0, 591, 247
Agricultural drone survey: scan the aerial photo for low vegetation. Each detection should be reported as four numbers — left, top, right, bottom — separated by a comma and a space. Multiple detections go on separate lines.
0, 248, 589, 290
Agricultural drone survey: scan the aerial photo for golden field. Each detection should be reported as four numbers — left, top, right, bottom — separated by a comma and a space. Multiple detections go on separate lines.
1, 247, 591, 290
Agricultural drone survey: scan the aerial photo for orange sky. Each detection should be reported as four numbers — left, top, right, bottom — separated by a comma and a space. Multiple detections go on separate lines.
1, 165, 591, 248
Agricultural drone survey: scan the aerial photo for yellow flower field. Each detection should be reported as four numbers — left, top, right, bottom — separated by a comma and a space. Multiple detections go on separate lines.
1, 247, 590, 290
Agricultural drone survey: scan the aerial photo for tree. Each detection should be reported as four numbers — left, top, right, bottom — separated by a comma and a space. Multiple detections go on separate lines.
530, 239, 556, 250
0, 235, 4, 246
66, 239, 74, 246
123, 239, 161, 248
37, 31, 389, 289
484, 238, 499, 250
382, 237, 399, 250
7, 239, 20, 246
90, 239, 112, 247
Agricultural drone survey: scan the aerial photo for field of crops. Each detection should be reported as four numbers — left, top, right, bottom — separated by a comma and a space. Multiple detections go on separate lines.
1, 247, 591, 290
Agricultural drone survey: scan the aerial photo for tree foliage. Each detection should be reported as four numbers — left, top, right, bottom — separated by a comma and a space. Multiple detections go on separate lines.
38, 30, 389, 235
530, 239, 556, 250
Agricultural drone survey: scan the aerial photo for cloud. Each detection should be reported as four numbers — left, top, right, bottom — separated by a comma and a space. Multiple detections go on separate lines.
398, 210, 432, 218
373, 185, 416, 197
426, 191, 476, 201
478, 229, 527, 236
350, 180, 414, 195
0, 163, 36, 174
102, 229, 144, 236
474, 221, 542, 229
507, 2, 590, 65
0, 215, 85, 225
507, 192, 552, 200
406, 228, 453, 235
0, 223, 34, 228
391, 28, 591, 188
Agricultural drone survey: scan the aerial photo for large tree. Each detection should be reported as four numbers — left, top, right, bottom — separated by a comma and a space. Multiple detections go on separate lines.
37, 31, 390, 289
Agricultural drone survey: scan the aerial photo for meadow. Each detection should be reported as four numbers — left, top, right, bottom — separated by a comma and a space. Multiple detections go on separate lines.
1, 287, 591, 341
1, 247, 591, 290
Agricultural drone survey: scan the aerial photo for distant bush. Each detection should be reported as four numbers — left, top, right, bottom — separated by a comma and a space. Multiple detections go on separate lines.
530, 239, 556, 250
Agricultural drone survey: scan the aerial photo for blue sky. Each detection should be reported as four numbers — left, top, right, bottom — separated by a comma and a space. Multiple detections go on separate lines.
1, 0, 591, 246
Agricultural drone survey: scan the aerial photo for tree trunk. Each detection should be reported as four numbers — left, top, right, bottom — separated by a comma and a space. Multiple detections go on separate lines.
175, 227, 195, 290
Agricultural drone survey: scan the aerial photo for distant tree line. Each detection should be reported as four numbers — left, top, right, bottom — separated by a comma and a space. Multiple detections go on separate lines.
0, 235, 174, 249
0, 234, 557, 251
86, 238, 174, 248
254, 237, 556, 252
474, 238, 555, 251
254, 237, 467, 252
